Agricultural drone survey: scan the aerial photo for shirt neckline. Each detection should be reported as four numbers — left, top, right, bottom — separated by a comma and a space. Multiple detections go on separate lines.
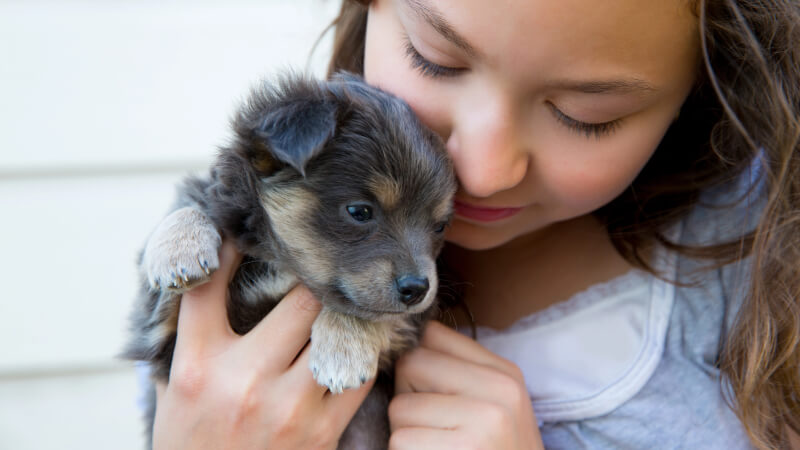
469, 223, 681, 423
474, 268, 651, 338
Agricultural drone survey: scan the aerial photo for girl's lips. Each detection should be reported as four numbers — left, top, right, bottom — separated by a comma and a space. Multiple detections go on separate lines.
453, 200, 524, 222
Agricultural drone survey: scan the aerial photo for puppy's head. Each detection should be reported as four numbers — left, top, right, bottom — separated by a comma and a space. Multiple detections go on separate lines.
221, 72, 456, 319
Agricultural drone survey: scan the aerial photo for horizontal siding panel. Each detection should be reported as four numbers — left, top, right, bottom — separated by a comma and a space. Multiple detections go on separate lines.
0, 368, 144, 450
0, 172, 189, 372
0, 0, 338, 173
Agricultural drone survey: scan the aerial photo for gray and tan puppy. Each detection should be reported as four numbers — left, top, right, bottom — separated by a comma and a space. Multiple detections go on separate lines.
123, 72, 456, 449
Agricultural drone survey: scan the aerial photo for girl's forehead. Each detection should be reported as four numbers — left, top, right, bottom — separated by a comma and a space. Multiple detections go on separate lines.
404, 0, 700, 92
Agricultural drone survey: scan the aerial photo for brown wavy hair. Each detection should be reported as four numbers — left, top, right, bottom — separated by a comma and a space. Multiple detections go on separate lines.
323, 0, 800, 447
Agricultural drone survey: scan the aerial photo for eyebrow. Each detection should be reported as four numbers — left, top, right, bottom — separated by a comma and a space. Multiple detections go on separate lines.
404, 0, 481, 58
549, 79, 659, 95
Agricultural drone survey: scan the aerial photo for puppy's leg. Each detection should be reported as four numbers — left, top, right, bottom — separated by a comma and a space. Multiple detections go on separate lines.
142, 206, 221, 292
309, 308, 399, 394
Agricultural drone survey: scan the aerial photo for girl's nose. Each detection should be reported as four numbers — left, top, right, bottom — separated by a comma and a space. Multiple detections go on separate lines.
446, 94, 530, 199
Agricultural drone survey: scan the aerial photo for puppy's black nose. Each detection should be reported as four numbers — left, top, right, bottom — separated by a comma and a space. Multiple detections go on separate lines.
395, 275, 429, 306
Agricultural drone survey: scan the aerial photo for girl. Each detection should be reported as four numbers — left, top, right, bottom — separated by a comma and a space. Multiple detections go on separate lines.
150, 0, 800, 448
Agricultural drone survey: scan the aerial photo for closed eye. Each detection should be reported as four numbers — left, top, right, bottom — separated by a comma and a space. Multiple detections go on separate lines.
403, 35, 466, 79
546, 102, 622, 138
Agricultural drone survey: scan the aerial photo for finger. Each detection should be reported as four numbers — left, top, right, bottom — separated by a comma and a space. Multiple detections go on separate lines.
395, 347, 521, 405
286, 342, 377, 402
420, 321, 523, 382
284, 342, 330, 398
322, 374, 376, 434
175, 239, 241, 357
242, 284, 322, 368
284, 345, 376, 434
389, 427, 460, 450
389, 392, 474, 431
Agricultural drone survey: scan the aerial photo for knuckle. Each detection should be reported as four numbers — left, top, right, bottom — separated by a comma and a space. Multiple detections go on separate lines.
503, 360, 526, 385
387, 393, 410, 420
393, 353, 414, 377
281, 396, 305, 427
270, 403, 303, 442
388, 428, 413, 450
230, 377, 263, 419
169, 361, 208, 399
491, 370, 527, 409
396, 346, 427, 370
387, 400, 400, 422
272, 421, 300, 444
483, 402, 512, 432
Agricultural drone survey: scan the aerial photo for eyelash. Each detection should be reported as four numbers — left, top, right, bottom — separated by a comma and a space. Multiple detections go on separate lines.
402, 35, 621, 139
402, 36, 465, 78
547, 103, 622, 138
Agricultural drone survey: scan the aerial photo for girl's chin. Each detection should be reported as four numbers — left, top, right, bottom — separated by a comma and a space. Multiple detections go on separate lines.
444, 219, 525, 251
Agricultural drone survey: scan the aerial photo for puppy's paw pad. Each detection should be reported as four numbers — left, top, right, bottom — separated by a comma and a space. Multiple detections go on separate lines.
309, 340, 378, 394
143, 207, 221, 292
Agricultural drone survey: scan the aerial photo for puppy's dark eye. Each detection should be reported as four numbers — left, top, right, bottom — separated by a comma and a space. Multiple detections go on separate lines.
434, 222, 447, 233
347, 204, 373, 222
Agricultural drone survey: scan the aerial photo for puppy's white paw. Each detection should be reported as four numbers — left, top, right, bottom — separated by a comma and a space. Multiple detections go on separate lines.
142, 207, 221, 292
309, 332, 379, 395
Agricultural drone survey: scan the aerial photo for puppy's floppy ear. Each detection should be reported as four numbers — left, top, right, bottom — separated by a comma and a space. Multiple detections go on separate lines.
254, 99, 337, 177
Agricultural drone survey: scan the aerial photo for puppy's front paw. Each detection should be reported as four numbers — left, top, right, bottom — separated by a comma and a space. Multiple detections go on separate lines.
309, 338, 378, 394
309, 312, 382, 394
142, 207, 221, 292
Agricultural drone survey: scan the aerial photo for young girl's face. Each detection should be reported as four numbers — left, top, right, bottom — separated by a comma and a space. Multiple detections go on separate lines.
363, 0, 700, 250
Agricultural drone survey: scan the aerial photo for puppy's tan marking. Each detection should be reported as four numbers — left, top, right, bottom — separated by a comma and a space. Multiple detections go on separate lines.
434, 197, 454, 223
369, 175, 402, 210
251, 149, 276, 174
339, 259, 394, 306
261, 186, 333, 285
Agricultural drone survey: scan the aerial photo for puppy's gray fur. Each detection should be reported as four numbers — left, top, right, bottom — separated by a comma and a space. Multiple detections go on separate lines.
123, 72, 456, 449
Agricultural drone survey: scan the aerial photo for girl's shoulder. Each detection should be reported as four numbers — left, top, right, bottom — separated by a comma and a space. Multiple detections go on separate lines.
679, 156, 766, 248
539, 159, 766, 449
668, 155, 766, 359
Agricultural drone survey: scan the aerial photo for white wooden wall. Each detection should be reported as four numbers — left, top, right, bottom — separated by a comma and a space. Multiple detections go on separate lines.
0, 1, 340, 448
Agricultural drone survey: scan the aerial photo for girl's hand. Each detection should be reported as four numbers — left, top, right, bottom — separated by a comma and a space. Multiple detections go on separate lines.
389, 321, 543, 450
152, 240, 374, 450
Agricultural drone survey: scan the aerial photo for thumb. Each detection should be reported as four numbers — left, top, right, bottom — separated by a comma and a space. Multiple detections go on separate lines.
175, 239, 242, 358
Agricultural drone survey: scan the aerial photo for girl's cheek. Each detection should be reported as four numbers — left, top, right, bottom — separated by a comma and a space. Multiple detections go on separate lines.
544, 161, 639, 216
536, 138, 658, 217
539, 101, 682, 216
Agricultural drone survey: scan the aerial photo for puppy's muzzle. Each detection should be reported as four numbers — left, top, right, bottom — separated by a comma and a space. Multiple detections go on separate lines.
395, 275, 429, 306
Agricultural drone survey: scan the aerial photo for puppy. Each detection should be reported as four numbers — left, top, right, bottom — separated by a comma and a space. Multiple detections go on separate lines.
123, 72, 456, 449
